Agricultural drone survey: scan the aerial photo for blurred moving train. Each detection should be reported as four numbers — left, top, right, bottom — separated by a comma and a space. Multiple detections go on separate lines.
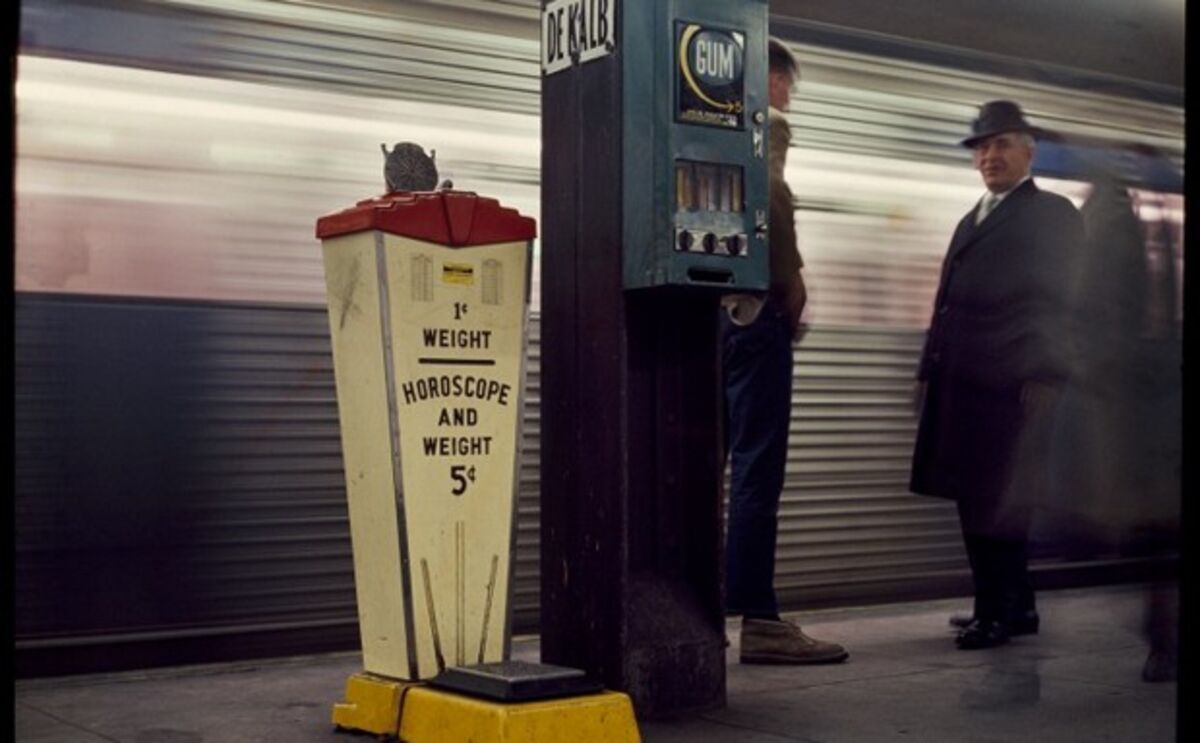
14, 0, 1183, 676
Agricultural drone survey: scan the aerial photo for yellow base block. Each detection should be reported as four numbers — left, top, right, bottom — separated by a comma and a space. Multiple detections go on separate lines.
399, 687, 641, 743
332, 672, 419, 736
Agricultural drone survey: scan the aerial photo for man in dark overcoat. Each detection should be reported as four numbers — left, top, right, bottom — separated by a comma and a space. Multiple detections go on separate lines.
910, 100, 1084, 650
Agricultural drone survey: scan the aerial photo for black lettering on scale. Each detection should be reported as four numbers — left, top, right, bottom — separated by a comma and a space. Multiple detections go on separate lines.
598, 0, 608, 45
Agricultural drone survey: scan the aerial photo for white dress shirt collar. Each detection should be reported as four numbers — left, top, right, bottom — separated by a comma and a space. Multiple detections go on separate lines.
988, 174, 1032, 204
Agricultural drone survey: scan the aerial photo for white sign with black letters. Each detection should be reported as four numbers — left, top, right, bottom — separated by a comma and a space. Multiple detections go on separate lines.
541, 0, 616, 76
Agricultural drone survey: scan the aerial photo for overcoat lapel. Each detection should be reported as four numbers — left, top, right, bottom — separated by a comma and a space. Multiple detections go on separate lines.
947, 179, 1038, 263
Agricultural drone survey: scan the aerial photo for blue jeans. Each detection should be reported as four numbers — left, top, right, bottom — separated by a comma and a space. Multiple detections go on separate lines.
722, 303, 794, 617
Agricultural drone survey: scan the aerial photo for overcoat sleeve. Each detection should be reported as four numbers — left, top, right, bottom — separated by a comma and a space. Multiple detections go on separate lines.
1020, 197, 1086, 384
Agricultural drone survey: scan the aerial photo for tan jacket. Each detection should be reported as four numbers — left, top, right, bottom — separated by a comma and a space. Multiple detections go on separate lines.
768, 106, 803, 289
723, 107, 805, 330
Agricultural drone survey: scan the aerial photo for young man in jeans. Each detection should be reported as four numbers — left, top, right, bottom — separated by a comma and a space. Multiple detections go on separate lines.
721, 37, 848, 665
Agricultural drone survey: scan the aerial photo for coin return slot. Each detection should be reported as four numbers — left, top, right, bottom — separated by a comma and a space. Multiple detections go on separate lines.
686, 267, 735, 285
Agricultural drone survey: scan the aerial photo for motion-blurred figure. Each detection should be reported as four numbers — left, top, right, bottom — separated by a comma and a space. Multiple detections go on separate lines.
1044, 158, 1180, 682
1052, 167, 1148, 539
910, 100, 1084, 650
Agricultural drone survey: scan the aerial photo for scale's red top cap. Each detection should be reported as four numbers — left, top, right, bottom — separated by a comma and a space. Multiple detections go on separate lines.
316, 191, 536, 246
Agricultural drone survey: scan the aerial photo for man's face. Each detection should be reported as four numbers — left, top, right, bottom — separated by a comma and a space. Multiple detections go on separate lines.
769, 69, 796, 111
972, 131, 1034, 193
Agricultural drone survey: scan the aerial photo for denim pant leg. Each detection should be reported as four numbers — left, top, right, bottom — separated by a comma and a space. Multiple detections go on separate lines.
722, 309, 794, 616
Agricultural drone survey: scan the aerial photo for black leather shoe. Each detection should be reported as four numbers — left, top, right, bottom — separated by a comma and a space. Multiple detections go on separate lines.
950, 610, 1038, 635
956, 619, 1010, 650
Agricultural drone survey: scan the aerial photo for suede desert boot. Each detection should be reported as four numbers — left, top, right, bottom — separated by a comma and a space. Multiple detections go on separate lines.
740, 618, 849, 665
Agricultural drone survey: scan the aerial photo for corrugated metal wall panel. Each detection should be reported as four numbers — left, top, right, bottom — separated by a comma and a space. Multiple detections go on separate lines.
170, 303, 358, 630
11, 294, 547, 656
513, 324, 543, 627
773, 325, 967, 604
14, 293, 1176, 676
8, 296, 953, 633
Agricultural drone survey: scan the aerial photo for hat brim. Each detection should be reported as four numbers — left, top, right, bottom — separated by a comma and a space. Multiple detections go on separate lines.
960, 125, 1043, 148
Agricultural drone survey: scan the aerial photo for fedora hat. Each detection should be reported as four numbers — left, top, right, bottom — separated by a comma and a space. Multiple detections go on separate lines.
961, 100, 1042, 147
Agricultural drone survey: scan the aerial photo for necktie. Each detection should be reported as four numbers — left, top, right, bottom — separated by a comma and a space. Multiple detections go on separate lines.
976, 192, 997, 225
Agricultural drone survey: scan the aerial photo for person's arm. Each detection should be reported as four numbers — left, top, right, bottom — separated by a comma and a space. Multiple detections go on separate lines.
768, 108, 791, 185
782, 269, 807, 339
768, 109, 805, 337
1025, 198, 1087, 386
1019, 198, 1085, 413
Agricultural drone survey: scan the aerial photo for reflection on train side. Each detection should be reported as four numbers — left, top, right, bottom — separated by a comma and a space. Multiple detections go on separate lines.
15, 56, 1184, 330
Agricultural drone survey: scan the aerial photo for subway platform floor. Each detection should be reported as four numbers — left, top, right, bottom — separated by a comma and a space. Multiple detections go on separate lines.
15, 584, 1178, 742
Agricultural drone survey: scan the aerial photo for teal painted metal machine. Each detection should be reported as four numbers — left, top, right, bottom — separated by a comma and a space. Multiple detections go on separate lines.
620, 0, 770, 291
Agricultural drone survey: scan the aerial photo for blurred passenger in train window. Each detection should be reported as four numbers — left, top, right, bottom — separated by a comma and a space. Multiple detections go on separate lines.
1041, 157, 1181, 682
909, 100, 1085, 651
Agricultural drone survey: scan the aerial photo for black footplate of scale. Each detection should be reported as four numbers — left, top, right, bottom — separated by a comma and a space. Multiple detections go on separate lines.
428, 660, 603, 702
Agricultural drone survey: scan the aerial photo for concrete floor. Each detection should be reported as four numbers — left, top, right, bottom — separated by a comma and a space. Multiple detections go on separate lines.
15, 584, 1178, 742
